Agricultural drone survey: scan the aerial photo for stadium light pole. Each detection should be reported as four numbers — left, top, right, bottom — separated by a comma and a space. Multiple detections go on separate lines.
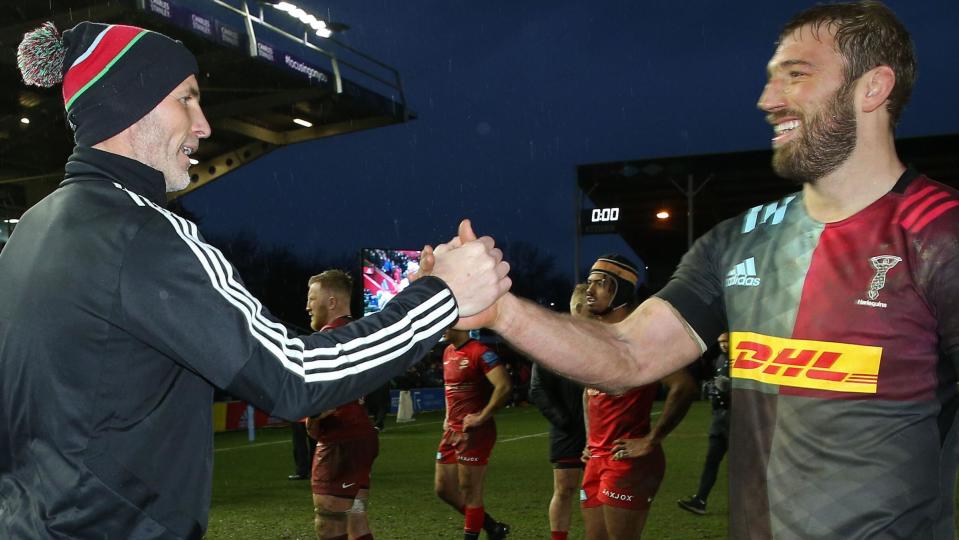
668, 173, 714, 249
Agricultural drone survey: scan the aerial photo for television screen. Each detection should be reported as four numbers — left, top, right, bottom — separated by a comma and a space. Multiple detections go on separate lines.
361, 248, 421, 315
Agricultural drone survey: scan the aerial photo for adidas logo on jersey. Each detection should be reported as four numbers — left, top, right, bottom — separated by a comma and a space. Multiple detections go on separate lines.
725, 257, 761, 287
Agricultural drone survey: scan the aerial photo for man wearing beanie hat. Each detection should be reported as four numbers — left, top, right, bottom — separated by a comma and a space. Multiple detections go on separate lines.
580, 255, 695, 539
0, 21, 510, 539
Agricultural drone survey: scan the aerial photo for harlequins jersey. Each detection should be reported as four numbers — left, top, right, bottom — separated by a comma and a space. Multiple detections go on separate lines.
657, 170, 959, 539
586, 385, 656, 459
443, 340, 501, 432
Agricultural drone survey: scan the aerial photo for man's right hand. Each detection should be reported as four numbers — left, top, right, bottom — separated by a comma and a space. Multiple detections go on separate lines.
421, 220, 512, 320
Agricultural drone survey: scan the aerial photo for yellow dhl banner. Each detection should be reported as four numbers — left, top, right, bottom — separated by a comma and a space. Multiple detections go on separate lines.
213, 402, 227, 432
730, 332, 882, 393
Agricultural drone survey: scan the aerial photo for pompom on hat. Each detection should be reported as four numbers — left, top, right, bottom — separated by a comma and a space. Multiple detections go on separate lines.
590, 254, 640, 311
17, 21, 198, 146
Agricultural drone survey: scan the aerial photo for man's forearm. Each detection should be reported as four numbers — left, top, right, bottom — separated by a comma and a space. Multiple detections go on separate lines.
225, 277, 457, 421
648, 379, 695, 443
479, 383, 511, 420
492, 294, 700, 393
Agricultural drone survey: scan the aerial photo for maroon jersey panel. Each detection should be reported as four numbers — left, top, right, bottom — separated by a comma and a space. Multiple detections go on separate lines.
787, 178, 954, 401
310, 316, 375, 442
443, 340, 501, 432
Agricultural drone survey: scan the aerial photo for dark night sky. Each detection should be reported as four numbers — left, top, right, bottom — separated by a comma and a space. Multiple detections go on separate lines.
181, 0, 959, 284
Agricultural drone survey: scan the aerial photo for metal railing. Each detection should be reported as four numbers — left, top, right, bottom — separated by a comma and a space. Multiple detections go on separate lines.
204, 0, 407, 108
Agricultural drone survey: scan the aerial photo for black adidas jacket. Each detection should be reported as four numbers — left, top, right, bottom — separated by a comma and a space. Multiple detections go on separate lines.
0, 147, 457, 538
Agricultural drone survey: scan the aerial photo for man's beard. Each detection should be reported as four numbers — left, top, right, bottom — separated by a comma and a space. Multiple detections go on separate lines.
771, 81, 857, 184
129, 109, 190, 192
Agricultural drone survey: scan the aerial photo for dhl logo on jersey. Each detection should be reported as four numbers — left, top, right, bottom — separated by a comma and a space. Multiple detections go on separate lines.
730, 332, 881, 393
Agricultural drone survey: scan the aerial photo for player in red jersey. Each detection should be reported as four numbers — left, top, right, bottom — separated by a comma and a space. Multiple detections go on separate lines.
579, 256, 695, 540
435, 328, 512, 540
305, 270, 379, 540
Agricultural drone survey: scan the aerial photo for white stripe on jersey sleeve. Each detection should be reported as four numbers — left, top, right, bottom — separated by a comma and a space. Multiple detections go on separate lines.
305, 308, 458, 382
115, 184, 456, 381
303, 292, 457, 370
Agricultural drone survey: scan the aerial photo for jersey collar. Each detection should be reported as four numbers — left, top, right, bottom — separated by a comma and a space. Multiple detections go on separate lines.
890, 166, 921, 195
62, 145, 167, 206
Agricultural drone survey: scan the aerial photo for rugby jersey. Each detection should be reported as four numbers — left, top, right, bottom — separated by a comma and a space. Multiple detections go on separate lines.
586, 385, 657, 459
443, 339, 501, 432
657, 169, 959, 539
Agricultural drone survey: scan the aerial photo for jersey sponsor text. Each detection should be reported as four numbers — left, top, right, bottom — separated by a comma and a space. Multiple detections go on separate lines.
601, 488, 634, 502
730, 332, 881, 393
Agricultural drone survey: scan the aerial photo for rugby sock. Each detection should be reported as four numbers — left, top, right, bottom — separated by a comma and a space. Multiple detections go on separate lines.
325, 535, 348, 540
354, 535, 374, 540
464, 506, 485, 534
457, 505, 504, 535
551, 532, 569, 540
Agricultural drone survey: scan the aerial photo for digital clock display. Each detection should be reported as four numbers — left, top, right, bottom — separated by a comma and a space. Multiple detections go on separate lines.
590, 207, 620, 222
581, 208, 621, 235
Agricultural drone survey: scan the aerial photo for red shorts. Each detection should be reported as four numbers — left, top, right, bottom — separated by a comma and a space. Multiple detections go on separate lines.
311, 433, 379, 497
436, 422, 496, 466
581, 447, 665, 511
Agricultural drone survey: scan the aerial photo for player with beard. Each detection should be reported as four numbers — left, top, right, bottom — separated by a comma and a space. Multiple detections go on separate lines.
305, 270, 378, 540
422, 2, 959, 538
579, 256, 695, 540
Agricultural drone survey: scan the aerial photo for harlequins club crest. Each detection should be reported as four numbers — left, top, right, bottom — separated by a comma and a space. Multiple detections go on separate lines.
867, 255, 901, 300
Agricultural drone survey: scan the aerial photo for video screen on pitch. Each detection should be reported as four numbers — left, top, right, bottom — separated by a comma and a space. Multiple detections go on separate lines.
361, 248, 421, 316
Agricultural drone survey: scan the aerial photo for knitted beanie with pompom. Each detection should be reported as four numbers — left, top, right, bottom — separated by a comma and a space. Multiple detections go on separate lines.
17, 21, 197, 146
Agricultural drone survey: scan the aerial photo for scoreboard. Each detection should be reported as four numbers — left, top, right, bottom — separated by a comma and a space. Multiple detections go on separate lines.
581, 207, 621, 235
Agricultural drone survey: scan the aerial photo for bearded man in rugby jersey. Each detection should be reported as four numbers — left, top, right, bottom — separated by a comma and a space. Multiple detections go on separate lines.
579, 256, 695, 540
305, 270, 378, 540
426, 2, 959, 538
434, 328, 512, 540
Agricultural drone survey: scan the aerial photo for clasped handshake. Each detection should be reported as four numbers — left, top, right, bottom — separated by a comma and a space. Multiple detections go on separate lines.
414, 219, 513, 329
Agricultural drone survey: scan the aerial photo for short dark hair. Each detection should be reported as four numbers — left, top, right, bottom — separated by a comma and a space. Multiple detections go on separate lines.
308, 269, 352, 298
779, 1, 916, 127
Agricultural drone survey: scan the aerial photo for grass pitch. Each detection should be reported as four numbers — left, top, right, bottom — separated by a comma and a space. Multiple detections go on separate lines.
205, 401, 727, 539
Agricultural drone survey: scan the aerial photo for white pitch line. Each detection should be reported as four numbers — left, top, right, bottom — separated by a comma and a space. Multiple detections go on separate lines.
386, 418, 445, 430
495, 410, 661, 444
214, 408, 656, 451
215, 439, 289, 453
499, 432, 548, 443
